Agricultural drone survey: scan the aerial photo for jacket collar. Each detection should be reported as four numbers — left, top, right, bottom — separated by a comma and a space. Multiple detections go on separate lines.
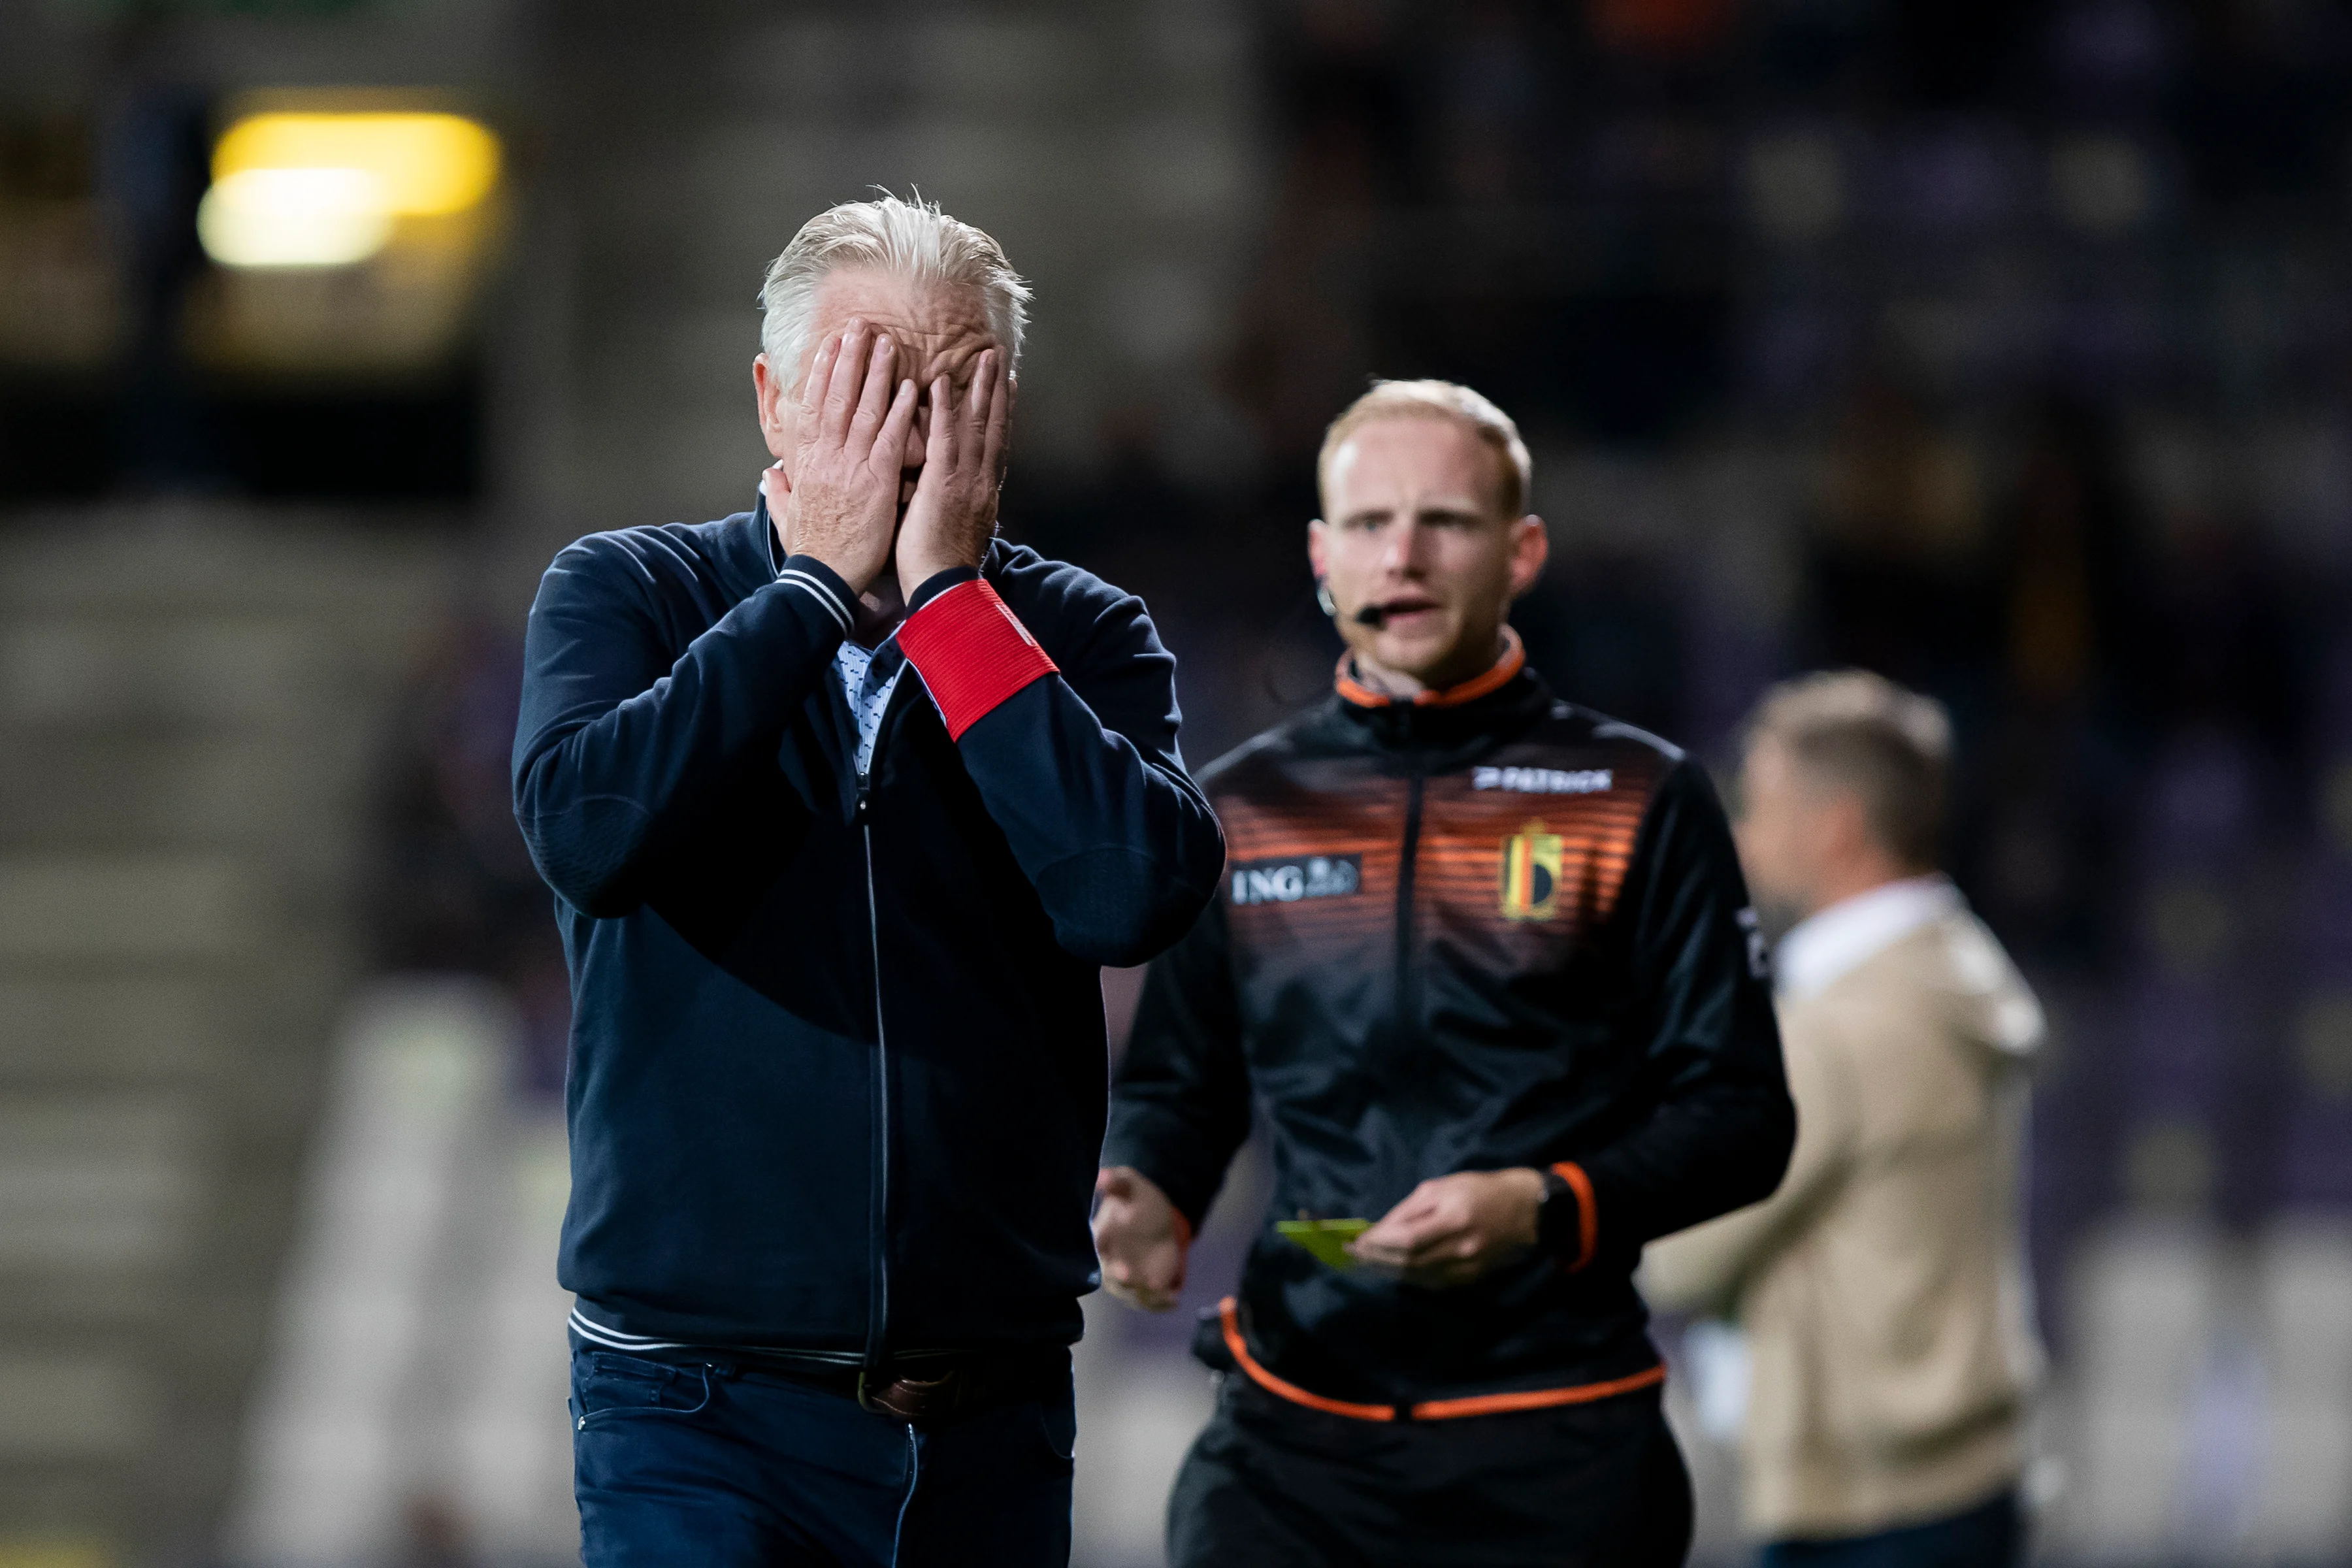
754, 487, 783, 576
715, 489, 784, 602
1334, 625, 1526, 711
1328, 627, 1550, 759
1774, 876, 1961, 1001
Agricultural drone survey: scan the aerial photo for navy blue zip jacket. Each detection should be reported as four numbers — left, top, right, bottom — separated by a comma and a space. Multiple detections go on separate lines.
513, 497, 1222, 1366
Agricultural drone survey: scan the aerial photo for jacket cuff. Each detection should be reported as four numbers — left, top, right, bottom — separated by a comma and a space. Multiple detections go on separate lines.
907, 564, 981, 611
898, 578, 1059, 741
1542, 1162, 1599, 1273
774, 553, 856, 638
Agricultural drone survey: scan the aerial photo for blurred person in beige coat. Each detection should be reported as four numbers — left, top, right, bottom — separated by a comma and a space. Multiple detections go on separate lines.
1643, 671, 2045, 1568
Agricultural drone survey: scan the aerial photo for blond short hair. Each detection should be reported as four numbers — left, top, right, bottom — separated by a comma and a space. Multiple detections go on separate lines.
759, 192, 1032, 385
1744, 670, 1953, 870
1316, 380, 1533, 519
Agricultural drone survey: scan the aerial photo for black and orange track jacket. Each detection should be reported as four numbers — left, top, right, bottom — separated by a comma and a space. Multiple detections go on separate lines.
1103, 633, 1795, 1419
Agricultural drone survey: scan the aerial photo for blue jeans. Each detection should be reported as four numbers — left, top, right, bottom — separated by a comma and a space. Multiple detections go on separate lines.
570, 1347, 1075, 1567
1761, 1490, 2021, 1568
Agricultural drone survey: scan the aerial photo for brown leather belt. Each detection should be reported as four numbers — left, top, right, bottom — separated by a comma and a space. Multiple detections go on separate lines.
840, 1350, 1065, 1425
598, 1343, 1066, 1426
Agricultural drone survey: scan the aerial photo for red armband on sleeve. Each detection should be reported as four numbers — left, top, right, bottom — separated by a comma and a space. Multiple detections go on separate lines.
896, 578, 1060, 740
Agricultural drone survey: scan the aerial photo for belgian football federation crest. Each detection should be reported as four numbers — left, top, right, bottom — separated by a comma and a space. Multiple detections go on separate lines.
1499, 819, 1565, 921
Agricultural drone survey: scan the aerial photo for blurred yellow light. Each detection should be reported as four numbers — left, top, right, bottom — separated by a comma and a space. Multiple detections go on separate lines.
197, 167, 395, 267
213, 112, 500, 218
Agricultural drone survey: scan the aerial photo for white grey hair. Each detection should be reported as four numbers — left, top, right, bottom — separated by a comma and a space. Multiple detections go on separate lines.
758, 192, 1031, 388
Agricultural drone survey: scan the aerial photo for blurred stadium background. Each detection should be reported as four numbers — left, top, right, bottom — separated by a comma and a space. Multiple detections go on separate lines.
4, 0, 2352, 1563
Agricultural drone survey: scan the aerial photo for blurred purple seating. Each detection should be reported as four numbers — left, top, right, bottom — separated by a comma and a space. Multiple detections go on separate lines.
2140, 730, 2257, 872
1883, 121, 2031, 237
2313, 632, 2352, 749
2044, 0, 2176, 103
2125, 975, 2237, 1122
2274, 1096, 2352, 1212
2304, 870, 2352, 976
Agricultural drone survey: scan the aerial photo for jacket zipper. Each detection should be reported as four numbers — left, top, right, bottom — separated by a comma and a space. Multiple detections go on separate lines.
1394, 770, 1425, 1048
1386, 766, 1428, 1384
855, 679, 909, 1378
860, 796, 888, 1372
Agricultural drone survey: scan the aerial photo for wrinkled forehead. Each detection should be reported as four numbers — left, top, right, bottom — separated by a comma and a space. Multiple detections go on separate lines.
800, 268, 1000, 389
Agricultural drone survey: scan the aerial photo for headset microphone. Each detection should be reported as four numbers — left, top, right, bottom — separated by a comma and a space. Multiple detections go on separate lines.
1353, 604, 1388, 629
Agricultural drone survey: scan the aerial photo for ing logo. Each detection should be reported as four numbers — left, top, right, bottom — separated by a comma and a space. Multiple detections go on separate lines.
1499, 819, 1565, 921
1229, 853, 1364, 906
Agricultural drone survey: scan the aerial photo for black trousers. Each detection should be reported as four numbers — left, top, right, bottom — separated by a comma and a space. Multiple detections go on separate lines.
1168, 1375, 1693, 1568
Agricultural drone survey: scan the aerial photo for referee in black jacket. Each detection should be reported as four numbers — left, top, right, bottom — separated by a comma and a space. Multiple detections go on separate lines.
1093, 380, 1795, 1567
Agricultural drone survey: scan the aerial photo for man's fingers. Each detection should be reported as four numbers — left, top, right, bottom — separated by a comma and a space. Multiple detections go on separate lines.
1397, 1232, 1487, 1285
1098, 1215, 1185, 1313
798, 333, 840, 427
822, 319, 871, 437
873, 378, 917, 472
924, 374, 956, 472
1107, 1279, 1179, 1313
960, 352, 994, 482
964, 351, 994, 448
847, 335, 897, 443
1351, 1213, 1449, 1267
1365, 1189, 1445, 1239
979, 353, 1011, 482
1386, 1207, 1473, 1259
1404, 1230, 1481, 1271
1399, 1223, 1470, 1266
1352, 1212, 1424, 1258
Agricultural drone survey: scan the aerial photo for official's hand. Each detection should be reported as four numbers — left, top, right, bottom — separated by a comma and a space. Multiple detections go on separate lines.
1093, 1165, 1186, 1313
1350, 1168, 1545, 1289
896, 348, 1011, 590
770, 320, 917, 595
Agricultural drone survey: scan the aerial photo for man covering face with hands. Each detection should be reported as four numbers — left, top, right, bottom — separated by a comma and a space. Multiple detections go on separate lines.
1095, 380, 1795, 1567
750, 244, 1015, 634
513, 195, 1221, 1567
